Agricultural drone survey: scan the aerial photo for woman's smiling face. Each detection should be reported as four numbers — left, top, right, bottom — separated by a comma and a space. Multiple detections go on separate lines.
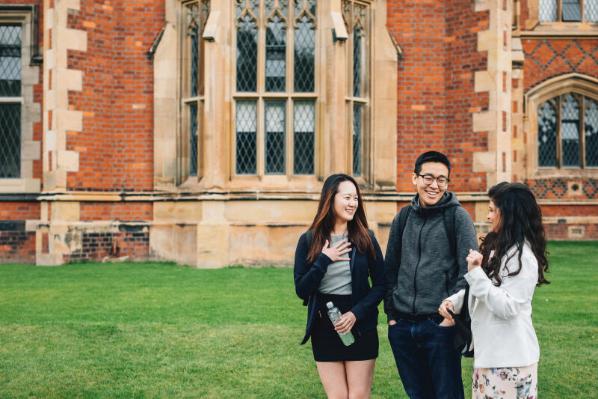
334, 180, 359, 223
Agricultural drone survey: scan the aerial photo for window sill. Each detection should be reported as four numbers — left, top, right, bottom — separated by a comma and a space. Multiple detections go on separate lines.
0, 178, 40, 193
518, 22, 598, 38
532, 168, 598, 179
176, 174, 323, 193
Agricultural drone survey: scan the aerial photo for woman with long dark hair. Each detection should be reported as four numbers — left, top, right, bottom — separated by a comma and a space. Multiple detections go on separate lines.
439, 182, 549, 398
294, 174, 385, 398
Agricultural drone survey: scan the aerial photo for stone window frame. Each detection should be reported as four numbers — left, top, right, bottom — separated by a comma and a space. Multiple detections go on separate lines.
180, 0, 210, 181
153, 0, 397, 192
0, 8, 40, 193
522, 0, 598, 35
231, 0, 320, 183
525, 73, 598, 178
343, 0, 372, 181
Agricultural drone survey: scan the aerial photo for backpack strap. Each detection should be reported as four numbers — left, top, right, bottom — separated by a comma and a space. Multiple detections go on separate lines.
394, 205, 412, 263
398, 205, 412, 241
384, 205, 411, 319
442, 206, 458, 259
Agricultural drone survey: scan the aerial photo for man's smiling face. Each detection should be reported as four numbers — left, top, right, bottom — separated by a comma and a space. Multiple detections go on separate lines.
412, 162, 449, 208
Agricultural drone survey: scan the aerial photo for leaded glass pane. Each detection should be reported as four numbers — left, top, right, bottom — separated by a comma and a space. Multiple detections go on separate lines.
189, 103, 198, 176
236, 2, 258, 92
265, 11, 287, 92
538, 99, 557, 167
293, 101, 314, 174
353, 103, 363, 176
236, 101, 257, 174
585, 98, 598, 167
185, 1, 209, 98
191, 38, 200, 97
0, 103, 20, 178
585, 0, 598, 22
539, 0, 558, 21
561, 94, 580, 167
0, 25, 21, 97
189, 11, 199, 97
353, 27, 363, 97
562, 0, 582, 21
265, 101, 285, 174
294, 0, 316, 92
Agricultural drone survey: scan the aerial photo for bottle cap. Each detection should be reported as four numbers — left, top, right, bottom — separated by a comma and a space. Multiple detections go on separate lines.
326, 301, 334, 309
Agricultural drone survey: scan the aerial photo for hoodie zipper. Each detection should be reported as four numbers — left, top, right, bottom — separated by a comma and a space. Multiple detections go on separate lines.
411, 218, 427, 314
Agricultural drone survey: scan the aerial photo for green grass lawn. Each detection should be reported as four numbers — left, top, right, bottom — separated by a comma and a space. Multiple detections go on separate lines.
0, 241, 596, 398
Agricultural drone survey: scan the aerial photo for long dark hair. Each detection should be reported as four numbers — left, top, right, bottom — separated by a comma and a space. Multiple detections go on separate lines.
479, 182, 549, 286
306, 174, 375, 263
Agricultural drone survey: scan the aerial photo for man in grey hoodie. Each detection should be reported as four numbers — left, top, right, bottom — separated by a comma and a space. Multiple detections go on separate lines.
385, 151, 478, 399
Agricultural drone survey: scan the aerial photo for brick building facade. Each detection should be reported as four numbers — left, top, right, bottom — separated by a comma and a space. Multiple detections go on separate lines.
0, 0, 596, 266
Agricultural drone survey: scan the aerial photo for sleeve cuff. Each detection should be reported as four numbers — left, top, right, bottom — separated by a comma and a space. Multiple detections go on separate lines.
465, 266, 488, 285
445, 289, 465, 314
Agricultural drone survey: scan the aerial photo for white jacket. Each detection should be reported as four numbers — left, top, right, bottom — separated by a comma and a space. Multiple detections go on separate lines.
446, 242, 540, 368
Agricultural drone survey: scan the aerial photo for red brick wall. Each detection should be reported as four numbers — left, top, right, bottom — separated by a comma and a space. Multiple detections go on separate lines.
541, 204, 598, 217
0, 202, 38, 265
545, 223, 598, 240
387, 0, 448, 191
66, 1, 163, 192
387, 1, 489, 192
445, 4, 489, 193
65, 229, 149, 262
0, 202, 40, 220
522, 38, 598, 90
527, 178, 598, 201
0, 231, 36, 264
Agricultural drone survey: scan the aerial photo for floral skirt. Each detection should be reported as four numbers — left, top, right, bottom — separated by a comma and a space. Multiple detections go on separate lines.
472, 363, 538, 399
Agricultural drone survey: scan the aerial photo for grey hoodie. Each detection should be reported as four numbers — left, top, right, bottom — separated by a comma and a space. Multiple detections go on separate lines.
384, 192, 478, 320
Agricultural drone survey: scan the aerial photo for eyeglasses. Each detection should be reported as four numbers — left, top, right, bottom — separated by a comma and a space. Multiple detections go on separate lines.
418, 174, 450, 187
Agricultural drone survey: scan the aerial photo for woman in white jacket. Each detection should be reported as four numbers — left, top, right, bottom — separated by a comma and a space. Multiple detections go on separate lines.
439, 182, 549, 399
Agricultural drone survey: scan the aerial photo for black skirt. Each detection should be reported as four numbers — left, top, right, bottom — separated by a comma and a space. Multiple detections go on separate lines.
311, 293, 379, 362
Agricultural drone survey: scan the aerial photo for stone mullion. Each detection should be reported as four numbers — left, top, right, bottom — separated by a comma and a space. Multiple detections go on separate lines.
556, 95, 562, 167
201, 0, 229, 187
579, 96, 586, 168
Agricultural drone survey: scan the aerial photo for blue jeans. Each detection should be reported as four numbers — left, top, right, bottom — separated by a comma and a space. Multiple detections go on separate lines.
388, 317, 464, 399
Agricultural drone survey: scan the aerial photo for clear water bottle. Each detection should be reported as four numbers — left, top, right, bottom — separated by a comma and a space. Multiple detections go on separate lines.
326, 301, 355, 346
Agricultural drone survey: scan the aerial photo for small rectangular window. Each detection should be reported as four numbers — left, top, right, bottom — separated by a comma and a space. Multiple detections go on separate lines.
537, 93, 598, 169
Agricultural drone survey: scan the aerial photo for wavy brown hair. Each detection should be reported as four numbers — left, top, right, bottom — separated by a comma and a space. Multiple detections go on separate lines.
306, 174, 375, 263
479, 182, 549, 287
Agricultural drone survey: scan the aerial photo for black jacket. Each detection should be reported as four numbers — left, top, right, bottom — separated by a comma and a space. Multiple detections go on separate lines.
294, 230, 385, 344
